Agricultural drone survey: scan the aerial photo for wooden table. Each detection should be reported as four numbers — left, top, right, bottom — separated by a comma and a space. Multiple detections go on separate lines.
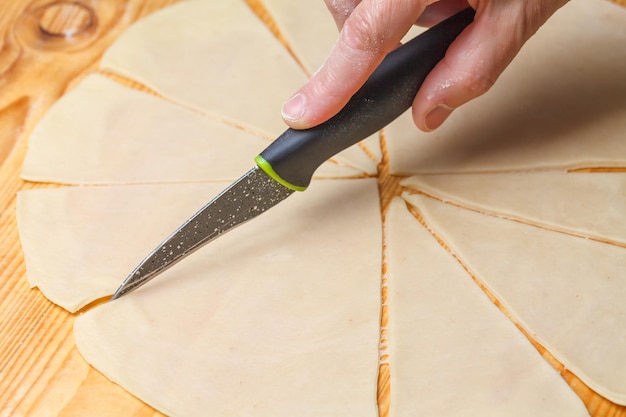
1, 1, 625, 416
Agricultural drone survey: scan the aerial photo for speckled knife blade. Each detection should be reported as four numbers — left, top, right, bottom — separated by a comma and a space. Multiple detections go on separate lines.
111, 8, 475, 301
111, 166, 294, 300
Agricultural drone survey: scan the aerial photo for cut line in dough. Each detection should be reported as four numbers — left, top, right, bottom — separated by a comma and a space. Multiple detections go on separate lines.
386, 197, 588, 416
72, 180, 381, 417
405, 193, 626, 404
21, 74, 364, 184
15, 0, 626, 414
401, 172, 626, 247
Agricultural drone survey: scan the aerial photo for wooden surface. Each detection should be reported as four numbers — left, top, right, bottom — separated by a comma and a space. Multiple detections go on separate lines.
0, 1, 625, 416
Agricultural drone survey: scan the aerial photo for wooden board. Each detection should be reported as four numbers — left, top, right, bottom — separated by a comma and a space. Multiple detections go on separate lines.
1, 1, 625, 416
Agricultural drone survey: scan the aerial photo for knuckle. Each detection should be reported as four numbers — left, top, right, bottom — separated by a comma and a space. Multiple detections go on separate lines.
312, 72, 342, 99
340, 11, 384, 54
324, 0, 356, 20
462, 70, 495, 98
308, 61, 350, 102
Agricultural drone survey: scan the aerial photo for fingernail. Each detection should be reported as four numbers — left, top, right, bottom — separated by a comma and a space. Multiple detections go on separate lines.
424, 104, 454, 131
282, 93, 306, 122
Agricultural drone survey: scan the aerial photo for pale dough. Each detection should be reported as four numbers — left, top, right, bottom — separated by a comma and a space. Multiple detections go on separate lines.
260, 0, 337, 74
15, 0, 626, 414
21, 74, 362, 184
98, 0, 379, 174
386, 197, 588, 416
27, 179, 384, 417
18, 182, 241, 311
100, 1, 304, 138
100, 0, 381, 174
386, 0, 626, 174
404, 193, 626, 404
402, 172, 626, 246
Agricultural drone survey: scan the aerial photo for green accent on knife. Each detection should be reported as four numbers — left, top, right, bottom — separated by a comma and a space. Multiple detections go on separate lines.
254, 155, 308, 192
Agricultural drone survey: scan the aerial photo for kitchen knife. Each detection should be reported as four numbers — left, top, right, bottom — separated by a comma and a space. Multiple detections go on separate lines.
111, 7, 475, 300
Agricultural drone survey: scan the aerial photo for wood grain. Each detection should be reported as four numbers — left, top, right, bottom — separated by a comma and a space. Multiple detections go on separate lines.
0, 2, 178, 416
0, 1, 625, 416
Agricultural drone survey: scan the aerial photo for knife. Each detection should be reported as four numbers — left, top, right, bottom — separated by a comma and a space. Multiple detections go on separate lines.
110, 7, 475, 300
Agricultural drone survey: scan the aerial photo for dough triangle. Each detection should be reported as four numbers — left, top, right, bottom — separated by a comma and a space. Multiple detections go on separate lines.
404, 193, 626, 404
402, 172, 626, 246
99, 1, 307, 138
260, 0, 337, 74
17, 182, 233, 311
21, 74, 362, 184
17, 179, 381, 312
386, 197, 588, 416
73, 179, 381, 417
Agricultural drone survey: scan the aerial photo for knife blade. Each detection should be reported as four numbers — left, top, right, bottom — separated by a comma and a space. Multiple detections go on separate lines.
111, 7, 475, 300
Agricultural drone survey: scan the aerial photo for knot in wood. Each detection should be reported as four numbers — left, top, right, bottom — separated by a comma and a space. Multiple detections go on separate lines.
38, 2, 94, 38
15, 1, 98, 51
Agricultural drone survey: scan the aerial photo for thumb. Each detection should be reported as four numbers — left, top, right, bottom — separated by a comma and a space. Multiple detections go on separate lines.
282, 0, 426, 130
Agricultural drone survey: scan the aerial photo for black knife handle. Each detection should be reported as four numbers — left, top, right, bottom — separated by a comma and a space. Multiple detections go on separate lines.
256, 7, 475, 190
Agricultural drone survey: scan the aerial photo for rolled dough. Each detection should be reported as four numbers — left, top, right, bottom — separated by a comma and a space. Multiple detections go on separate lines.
401, 172, 626, 246
99, 0, 304, 138
386, 197, 588, 416
15, 0, 626, 415
18, 182, 248, 311
96, 0, 384, 173
24, 179, 384, 416
404, 193, 626, 404
21, 74, 363, 184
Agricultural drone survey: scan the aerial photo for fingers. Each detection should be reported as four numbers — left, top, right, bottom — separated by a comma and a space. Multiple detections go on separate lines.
282, 0, 427, 129
415, 0, 470, 27
283, 0, 567, 132
413, 0, 568, 131
324, 0, 361, 30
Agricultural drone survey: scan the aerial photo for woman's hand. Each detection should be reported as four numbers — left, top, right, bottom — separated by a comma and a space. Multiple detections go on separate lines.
281, 0, 568, 131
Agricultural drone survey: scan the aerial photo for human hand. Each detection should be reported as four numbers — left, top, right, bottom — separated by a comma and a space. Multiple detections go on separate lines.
281, 0, 568, 131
